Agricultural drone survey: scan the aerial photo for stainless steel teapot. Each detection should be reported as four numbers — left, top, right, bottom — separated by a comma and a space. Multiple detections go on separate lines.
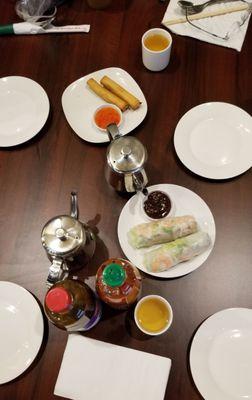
105, 124, 148, 192
41, 192, 96, 287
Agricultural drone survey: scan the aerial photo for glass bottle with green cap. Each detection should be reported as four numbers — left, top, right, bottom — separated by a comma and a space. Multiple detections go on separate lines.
96, 258, 142, 310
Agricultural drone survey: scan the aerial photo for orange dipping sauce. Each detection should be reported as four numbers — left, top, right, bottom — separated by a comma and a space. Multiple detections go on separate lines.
94, 106, 121, 130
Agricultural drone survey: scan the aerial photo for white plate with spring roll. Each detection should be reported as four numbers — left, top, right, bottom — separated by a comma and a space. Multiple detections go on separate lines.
174, 102, 252, 179
118, 184, 215, 278
190, 308, 252, 400
62, 67, 147, 144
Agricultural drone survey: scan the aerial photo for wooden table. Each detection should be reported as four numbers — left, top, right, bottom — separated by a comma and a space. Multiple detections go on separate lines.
0, 1, 251, 399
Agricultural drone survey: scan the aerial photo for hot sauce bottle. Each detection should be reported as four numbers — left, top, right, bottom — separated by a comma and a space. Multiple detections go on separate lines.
44, 278, 102, 332
95, 258, 142, 310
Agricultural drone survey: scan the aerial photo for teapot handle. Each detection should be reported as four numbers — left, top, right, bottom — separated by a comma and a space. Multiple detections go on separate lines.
106, 123, 121, 141
46, 259, 68, 288
70, 191, 78, 219
132, 171, 148, 192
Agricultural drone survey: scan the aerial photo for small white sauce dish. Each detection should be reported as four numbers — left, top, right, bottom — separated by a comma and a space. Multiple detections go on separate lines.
92, 104, 123, 132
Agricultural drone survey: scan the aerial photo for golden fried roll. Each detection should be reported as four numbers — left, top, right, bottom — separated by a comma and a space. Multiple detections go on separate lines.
87, 78, 129, 112
100, 76, 141, 110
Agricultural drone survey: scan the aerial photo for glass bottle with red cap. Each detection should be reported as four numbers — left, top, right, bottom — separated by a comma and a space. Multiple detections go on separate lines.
44, 278, 102, 331
95, 258, 142, 310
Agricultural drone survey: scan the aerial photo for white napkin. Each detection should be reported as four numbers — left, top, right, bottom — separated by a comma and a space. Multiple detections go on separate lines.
162, 0, 251, 51
54, 334, 171, 400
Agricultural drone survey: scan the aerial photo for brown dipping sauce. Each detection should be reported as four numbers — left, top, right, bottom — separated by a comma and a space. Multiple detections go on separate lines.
143, 190, 171, 219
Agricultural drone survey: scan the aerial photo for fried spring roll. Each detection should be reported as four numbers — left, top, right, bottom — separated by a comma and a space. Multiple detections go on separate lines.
100, 76, 141, 110
128, 215, 198, 249
144, 231, 211, 273
87, 78, 129, 111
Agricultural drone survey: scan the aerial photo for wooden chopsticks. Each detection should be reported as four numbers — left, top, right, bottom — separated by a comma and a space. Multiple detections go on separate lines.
163, 3, 249, 26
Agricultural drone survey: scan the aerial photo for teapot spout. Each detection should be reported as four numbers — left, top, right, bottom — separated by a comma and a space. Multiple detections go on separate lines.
70, 191, 78, 219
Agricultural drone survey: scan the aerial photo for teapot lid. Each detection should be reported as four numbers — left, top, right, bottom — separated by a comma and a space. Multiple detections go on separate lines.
107, 136, 147, 173
41, 215, 86, 257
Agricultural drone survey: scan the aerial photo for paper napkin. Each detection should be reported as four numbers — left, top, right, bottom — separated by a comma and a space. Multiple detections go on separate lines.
54, 334, 171, 400
162, 0, 251, 51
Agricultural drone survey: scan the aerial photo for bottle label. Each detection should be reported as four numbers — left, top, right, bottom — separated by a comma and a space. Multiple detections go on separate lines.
66, 298, 102, 332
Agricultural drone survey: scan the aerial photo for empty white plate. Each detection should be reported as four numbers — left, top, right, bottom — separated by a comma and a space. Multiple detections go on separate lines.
174, 102, 252, 179
0, 76, 49, 147
62, 67, 147, 144
0, 281, 44, 384
190, 308, 252, 400
117, 184, 215, 278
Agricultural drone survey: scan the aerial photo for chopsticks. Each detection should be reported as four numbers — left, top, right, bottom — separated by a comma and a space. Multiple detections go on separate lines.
163, 3, 249, 25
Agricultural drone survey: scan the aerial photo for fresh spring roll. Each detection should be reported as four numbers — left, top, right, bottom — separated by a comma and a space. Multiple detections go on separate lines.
128, 215, 197, 249
144, 231, 211, 273
100, 76, 141, 110
87, 78, 129, 111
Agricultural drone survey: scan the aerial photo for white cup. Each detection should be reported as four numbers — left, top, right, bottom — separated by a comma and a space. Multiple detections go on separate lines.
141, 28, 172, 72
134, 295, 173, 336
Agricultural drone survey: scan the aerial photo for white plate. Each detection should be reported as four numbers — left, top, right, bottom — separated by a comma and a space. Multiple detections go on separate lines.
190, 308, 252, 400
0, 76, 50, 147
0, 281, 44, 384
174, 102, 252, 179
62, 67, 147, 144
117, 184, 215, 278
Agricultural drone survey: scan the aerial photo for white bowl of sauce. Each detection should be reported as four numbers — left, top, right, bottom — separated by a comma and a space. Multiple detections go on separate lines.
93, 104, 122, 132
142, 189, 175, 221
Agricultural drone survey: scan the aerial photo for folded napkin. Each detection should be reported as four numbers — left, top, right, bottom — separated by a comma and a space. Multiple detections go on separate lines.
54, 334, 171, 400
162, 0, 251, 51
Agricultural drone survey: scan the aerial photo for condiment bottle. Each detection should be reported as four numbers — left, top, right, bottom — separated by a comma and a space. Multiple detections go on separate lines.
44, 278, 102, 332
95, 258, 142, 310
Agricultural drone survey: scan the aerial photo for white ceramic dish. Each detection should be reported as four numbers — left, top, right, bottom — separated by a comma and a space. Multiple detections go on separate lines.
141, 189, 175, 221
190, 308, 252, 400
174, 102, 252, 179
92, 104, 122, 132
117, 184, 215, 278
0, 281, 44, 384
62, 67, 147, 144
0, 76, 49, 147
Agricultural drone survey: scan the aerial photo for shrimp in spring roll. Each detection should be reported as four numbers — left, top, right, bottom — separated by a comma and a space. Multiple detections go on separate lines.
128, 215, 197, 249
100, 76, 141, 110
144, 231, 211, 273
87, 78, 129, 111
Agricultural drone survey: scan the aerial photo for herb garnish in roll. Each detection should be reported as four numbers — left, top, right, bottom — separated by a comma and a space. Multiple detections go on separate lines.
87, 78, 129, 111
144, 231, 211, 272
128, 215, 197, 249
100, 76, 141, 110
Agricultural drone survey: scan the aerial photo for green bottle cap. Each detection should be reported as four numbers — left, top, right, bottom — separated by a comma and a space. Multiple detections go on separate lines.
103, 263, 126, 287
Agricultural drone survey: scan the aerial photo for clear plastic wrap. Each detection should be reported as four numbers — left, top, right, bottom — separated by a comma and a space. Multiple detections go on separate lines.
15, 0, 58, 22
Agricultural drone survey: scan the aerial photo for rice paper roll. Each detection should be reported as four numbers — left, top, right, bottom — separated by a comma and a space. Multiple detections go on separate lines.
144, 231, 211, 273
128, 215, 197, 249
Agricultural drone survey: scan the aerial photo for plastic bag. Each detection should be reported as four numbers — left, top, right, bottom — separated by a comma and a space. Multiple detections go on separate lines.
15, 0, 61, 21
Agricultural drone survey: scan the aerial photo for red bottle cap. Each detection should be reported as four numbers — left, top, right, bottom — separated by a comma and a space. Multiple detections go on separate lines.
45, 287, 72, 313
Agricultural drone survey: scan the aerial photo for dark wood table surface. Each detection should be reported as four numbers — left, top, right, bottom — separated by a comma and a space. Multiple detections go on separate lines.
0, 0, 251, 399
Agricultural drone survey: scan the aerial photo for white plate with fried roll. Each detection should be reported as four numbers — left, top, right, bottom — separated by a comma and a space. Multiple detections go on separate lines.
118, 184, 215, 278
62, 67, 147, 144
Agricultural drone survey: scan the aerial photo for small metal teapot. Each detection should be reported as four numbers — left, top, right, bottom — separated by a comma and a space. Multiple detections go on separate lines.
41, 192, 96, 287
105, 124, 148, 192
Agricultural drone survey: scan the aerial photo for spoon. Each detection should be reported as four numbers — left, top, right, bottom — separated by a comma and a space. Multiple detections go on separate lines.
178, 0, 241, 14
